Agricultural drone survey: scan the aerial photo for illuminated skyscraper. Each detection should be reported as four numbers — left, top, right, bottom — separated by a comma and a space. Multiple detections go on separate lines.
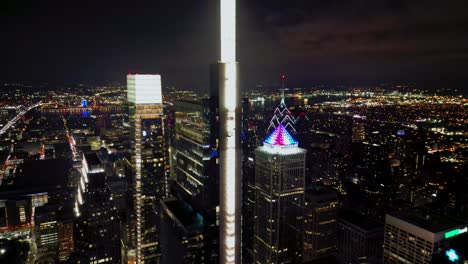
217, 0, 241, 263
72, 153, 121, 264
303, 187, 339, 262
337, 209, 384, 263
253, 124, 306, 263
127, 74, 166, 263
172, 99, 218, 216
352, 117, 366, 143
161, 98, 219, 263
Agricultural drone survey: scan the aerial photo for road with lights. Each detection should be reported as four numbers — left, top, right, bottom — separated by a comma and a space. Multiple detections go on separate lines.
0, 103, 44, 136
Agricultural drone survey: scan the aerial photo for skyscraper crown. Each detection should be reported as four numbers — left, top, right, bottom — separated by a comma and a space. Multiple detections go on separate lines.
264, 124, 298, 147
267, 93, 296, 132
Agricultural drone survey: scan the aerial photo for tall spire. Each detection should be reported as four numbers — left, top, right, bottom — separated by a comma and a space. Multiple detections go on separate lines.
267, 74, 296, 132
280, 74, 286, 105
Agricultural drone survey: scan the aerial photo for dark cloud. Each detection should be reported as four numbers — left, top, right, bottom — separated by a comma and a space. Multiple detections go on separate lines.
1, 0, 468, 89
257, 0, 468, 57
239, 0, 468, 87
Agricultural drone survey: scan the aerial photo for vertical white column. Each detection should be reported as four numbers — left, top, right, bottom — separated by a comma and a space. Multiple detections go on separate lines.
220, 0, 236, 64
220, 0, 240, 263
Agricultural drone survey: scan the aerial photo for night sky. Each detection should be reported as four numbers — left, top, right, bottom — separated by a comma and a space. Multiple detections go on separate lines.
1, 0, 468, 90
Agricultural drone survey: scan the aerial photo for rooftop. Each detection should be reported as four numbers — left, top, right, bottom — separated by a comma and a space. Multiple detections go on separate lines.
84, 152, 102, 167
338, 209, 384, 232
305, 186, 338, 204
0, 158, 71, 195
161, 198, 204, 235
388, 207, 467, 233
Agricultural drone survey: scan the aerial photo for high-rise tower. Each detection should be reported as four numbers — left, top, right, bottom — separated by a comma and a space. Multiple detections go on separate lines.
253, 124, 306, 263
217, 0, 241, 263
161, 98, 219, 263
128, 74, 166, 263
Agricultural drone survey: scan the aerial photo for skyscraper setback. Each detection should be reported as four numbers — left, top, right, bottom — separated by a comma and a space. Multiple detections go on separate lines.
128, 74, 166, 263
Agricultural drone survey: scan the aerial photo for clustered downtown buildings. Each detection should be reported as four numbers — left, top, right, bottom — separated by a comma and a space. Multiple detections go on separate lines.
0, 71, 467, 263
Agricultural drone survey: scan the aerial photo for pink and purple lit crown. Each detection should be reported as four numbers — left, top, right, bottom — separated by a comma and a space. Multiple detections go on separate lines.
264, 124, 298, 147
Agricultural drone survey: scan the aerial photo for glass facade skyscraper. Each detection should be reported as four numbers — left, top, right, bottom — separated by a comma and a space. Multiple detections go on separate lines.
128, 74, 166, 264
253, 124, 306, 263
160, 97, 219, 263
173, 99, 219, 213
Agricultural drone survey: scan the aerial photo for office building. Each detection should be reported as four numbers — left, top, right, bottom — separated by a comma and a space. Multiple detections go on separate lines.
34, 204, 59, 263
384, 208, 468, 264
352, 117, 366, 143
337, 209, 384, 263
303, 186, 339, 262
72, 153, 121, 264
172, 99, 219, 216
160, 198, 205, 264
253, 124, 306, 263
241, 148, 256, 263
128, 74, 166, 263
168, 98, 219, 262
57, 217, 74, 262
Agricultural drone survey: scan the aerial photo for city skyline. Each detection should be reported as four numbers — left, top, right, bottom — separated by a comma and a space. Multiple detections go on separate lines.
1, 1, 468, 263
1, 0, 468, 90
1, 73, 467, 263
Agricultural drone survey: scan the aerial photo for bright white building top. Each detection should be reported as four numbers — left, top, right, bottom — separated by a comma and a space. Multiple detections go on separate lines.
127, 74, 162, 105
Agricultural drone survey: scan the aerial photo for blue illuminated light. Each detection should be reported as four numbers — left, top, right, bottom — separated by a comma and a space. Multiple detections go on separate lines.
81, 110, 89, 118
81, 99, 88, 107
264, 124, 297, 146
446, 249, 459, 262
